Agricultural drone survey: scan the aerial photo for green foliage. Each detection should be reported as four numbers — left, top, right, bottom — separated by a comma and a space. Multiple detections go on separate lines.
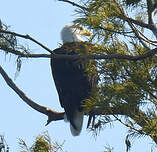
0, 20, 31, 77
0, 133, 64, 152
0, 21, 17, 51
1, 0, 157, 151
75, 0, 126, 43
74, 0, 157, 147
19, 132, 64, 152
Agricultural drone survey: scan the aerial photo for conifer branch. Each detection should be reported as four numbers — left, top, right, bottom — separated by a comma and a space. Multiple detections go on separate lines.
52, 47, 157, 61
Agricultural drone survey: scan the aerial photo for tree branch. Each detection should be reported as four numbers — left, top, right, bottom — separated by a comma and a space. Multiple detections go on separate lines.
147, 0, 154, 25
1, 42, 157, 61
0, 65, 64, 125
52, 47, 157, 61
92, 105, 157, 144
120, 11, 157, 38
123, 16, 151, 29
58, 0, 88, 11
0, 46, 50, 58
0, 64, 129, 126
0, 64, 148, 122
146, 0, 157, 38
0, 29, 52, 54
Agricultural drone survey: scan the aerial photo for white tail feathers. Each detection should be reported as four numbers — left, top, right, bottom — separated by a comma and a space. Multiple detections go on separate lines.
64, 111, 84, 136
70, 110, 84, 136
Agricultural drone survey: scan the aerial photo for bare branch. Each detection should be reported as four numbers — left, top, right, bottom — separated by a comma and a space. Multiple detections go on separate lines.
0, 29, 52, 54
0, 46, 50, 58
0, 64, 148, 119
128, 21, 150, 49
0, 64, 128, 124
0, 65, 64, 124
0, 64, 131, 126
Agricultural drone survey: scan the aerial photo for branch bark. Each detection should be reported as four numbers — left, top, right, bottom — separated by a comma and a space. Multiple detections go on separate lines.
52, 47, 157, 61
0, 65, 64, 125
0, 64, 127, 125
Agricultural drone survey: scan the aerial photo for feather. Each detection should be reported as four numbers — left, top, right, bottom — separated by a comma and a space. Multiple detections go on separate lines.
70, 110, 84, 136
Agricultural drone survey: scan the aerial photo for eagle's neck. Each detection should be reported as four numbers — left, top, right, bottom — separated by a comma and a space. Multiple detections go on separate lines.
72, 33, 84, 42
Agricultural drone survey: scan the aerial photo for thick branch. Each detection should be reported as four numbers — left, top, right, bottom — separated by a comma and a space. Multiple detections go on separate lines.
1, 29, 157, 61
1, 40, 157, 60
0, 64, 130, 124
0, 64, 127, 125
1, 44, 157, 61
0, 64, 149, 118
52, 47, 157, 61
0, 65, 64, 124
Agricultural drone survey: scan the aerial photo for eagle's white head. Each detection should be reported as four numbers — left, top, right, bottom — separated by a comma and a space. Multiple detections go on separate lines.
61, 24, 91, 44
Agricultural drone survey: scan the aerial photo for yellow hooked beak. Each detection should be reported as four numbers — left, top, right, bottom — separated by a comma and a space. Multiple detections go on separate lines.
81, 29, 92, 37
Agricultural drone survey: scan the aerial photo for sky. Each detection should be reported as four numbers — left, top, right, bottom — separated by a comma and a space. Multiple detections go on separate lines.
0, 0, 156, 152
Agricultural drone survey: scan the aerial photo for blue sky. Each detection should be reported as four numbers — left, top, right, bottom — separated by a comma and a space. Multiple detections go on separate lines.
0, 0, 155, 152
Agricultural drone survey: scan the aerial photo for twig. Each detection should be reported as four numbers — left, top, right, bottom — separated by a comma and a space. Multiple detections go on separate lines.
112, 114, 146, 135
58, 0, 88, 10
131, 24, 157, 47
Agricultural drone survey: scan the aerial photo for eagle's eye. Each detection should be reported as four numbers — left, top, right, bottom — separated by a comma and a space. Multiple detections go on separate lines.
79, 26, 83, 30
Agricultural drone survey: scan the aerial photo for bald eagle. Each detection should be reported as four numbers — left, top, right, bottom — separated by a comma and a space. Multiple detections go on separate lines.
50, 24, 98, 136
